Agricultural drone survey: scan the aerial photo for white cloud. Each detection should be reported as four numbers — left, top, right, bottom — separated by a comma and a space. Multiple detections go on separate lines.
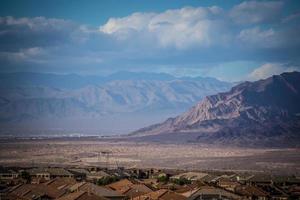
238, 27, 276, 48
230, 1, 284, 24
100, 12, 155, 34
1, 2, 300, 76
99, 6, 229, 49
0, 16, 77, 32
248, 63, 299, 80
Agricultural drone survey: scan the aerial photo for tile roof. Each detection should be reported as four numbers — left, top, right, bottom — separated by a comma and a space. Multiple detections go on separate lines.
76, 182, 125, 198
57, 190, 109, 200
189, 186, 242, 200
235, 185, 269, 197
27, 168, 73, 176
8, 183, 66, 199
122, 184, 153, 198
107, 179, 134, 191
134, 189, 187, 200
44, 177, 77, 190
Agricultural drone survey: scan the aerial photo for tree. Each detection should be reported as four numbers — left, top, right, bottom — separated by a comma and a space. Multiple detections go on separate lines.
97, 176, 119, 186
20, 171, 31, 183
171, 177, 191, 185
157, 175, 169, 183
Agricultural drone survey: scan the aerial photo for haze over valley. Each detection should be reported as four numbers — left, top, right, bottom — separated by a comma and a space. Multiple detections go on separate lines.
0, 72, 232, 135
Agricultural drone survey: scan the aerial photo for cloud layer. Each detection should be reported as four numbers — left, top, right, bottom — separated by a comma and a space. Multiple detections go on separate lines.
99, 6, 228, 49
249, 63, 300, 80
0, 1, 299, 80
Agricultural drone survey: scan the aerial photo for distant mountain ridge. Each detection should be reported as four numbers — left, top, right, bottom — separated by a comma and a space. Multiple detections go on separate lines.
0, 71, 228, 89
132, 72, 300, 147
0, 71, 232, 134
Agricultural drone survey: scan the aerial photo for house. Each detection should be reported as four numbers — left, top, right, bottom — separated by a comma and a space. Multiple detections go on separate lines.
0, 168, 18, 180
120, 184, 153, 199
170, 172, 208, 182
209, 174, 238, 184
86, 171, 111, 182
286, 185, 300, 199
69, 182, 125, 200
247, 174, 300, 186
174, 183, 204, 197
44, 177, 77, 191
107, 179, 135, 191
133, 189, 187, 200
68, 168, 90, 181
235, 185, 269, 200
199, 174, 218, 184
188, 186, 242, 200
217, 179, 241, 192
56, 190, 109, 200
27, 168, 74, 180
6, 183, 66, 199
256, 184, 289, 200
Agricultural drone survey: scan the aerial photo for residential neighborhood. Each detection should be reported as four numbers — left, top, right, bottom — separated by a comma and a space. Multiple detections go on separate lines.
1, 166, 299, 200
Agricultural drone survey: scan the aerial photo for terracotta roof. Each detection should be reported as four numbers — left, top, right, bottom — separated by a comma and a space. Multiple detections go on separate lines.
69, 182, 87, 192
160, 191, 187, 200
107, 179, 134, 191
57, 190, 108, 200
235, 185, 269, 197
44, 177, 77, 190
134, 189, 187, 200
189, 186, 241, 200
122, 184, 153, 198
173, 183, 199, 193
77, 182, 125, 198
134, 189, 167, 200
8, 183, 66, 199
6, 193, 29, 200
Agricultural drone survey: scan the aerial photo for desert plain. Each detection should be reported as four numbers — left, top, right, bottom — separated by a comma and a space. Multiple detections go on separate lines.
0, 138, 299, 175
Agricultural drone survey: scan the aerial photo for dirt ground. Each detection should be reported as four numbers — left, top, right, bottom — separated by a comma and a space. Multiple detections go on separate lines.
0, 138, 299, 175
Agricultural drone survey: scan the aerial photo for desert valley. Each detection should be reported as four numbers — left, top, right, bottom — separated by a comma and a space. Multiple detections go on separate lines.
1, 0, 300, 199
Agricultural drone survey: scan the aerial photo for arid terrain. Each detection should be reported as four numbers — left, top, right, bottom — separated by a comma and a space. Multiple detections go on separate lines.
0, 138, 299, 175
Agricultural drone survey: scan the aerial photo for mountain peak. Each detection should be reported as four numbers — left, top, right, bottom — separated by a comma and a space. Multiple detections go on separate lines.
132, 71, 300, 147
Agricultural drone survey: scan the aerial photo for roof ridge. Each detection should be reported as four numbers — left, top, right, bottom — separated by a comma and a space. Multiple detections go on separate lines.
45, 178, 56, 185
75, 191, 86, 200
158, 189, 168, 198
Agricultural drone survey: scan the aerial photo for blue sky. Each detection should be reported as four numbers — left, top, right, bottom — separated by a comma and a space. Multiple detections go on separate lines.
0, 0, 300, 81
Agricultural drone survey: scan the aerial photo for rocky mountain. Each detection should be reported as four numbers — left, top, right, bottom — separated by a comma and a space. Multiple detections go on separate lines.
0, 72, 232, 134
132, 72, 300, 147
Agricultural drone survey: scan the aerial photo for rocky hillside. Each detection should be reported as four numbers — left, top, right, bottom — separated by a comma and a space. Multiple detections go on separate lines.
0, 72, 231, 134
132, 72, 300, 146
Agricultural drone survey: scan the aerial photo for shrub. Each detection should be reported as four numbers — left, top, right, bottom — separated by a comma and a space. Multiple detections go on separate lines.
171, 177, 191, 185
157, 175, 169, 183
97, 176, 119, 186
20, 171, 31, 183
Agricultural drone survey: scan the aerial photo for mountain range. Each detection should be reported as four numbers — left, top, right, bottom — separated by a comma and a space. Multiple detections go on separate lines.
0, 72, 232, 135
131, 72, 300, 147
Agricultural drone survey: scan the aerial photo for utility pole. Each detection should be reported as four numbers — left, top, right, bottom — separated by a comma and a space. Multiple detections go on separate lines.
101, 151, 112, 169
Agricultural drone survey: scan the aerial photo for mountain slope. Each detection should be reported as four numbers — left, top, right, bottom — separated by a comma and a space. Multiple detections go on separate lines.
0, 72, 232, 134
132, 72, 300, 146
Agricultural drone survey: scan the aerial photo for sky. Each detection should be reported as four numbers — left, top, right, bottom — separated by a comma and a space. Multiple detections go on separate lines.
0, 0, 300, 81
